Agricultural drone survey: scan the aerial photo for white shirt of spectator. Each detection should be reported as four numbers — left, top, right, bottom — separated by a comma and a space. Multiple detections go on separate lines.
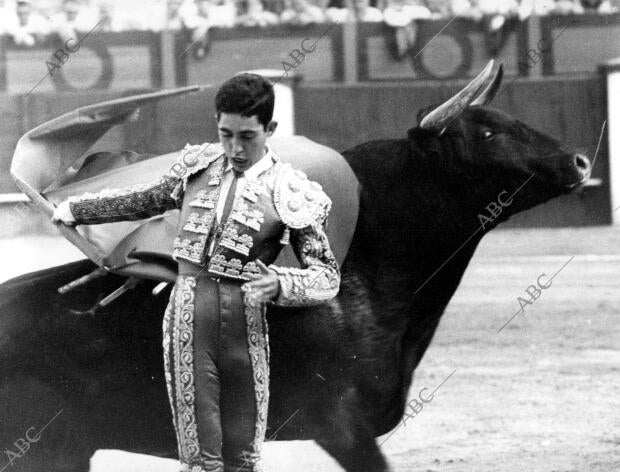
383, 0, 431, 27
280, 0, 325, 24
326, 5, 383, 22
49, 4, 100, 41
2, 2, 51, 45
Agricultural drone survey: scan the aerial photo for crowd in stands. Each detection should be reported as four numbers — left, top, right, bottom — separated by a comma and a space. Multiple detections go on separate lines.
0, 0, 616, 47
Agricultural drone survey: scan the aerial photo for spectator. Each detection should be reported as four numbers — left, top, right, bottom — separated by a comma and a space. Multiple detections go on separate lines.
143, 0, 173, 30
326, 0, 383, 21
383, 0, 432, 58
353, 0, 383, 19
451, 0, 617, 18
0, 0, 14, 36
263, 0, 287, 14
177, 0, 236, 59
537, 0, 617, 14
4, 0, 51, 46
202, 0, 237, 27
324, 0, 347, 21
235, 0, 280, 25
451, 1, 527, 56
383, 0, 432, 26
451, 0, 484, 20
49, 0, 100, 42
99, 0, 178, 31
426, 0, 453, 17
590, 0, 617, 12
451, 0, 531, 27
280, 0, 326, 24
480, 0, 519, 28
178, 0, 236, 29
543, 0, 585, 13
162, 0, 186, 29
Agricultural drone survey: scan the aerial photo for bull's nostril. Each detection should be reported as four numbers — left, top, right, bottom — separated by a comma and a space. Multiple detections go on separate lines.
574, 154, 591, 171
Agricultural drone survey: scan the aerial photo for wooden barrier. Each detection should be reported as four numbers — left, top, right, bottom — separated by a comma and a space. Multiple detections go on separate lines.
357, 18, 529, 81
0, 31, 161, 94
540, 13, 620, 76
174, 23, 345, 85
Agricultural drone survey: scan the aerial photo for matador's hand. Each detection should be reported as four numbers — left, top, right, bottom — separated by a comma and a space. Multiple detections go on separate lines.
241, 260, 280, 305
51, 200, 76, 225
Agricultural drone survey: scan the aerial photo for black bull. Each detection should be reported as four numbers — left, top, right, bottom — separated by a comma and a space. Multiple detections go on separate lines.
0, 64, 592, 472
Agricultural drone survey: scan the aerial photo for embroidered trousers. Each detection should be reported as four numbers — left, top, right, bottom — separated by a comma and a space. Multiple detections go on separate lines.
163, 275, 270, 472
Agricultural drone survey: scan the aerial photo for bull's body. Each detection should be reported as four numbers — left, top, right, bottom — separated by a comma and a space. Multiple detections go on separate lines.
0, 63, 592, 472
0, 159, 475, 472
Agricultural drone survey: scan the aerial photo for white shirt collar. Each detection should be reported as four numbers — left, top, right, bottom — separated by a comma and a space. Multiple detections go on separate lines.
224, 144, 278, 180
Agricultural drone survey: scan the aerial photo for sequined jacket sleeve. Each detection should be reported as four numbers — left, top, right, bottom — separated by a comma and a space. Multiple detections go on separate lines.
269, 213, 340, 307
68, 174, 182, 225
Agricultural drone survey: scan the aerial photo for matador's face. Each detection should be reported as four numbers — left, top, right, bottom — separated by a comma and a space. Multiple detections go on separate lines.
217, 113, 276, 172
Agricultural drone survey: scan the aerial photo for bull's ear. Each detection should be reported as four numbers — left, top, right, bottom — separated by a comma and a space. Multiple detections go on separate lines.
471, 64, 503, 106
419, 60, 495, 132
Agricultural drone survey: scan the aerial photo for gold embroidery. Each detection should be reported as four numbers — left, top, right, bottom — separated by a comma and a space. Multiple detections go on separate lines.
244, 302, 270, 458
173, 236, 208, 265
67, 180, 163, 202
162, 292, 178, 446
173, 157, 226, 265
183, 212, 216, 235
68, 175, 179, 224
231, 204, 265, 232
242, 188, 259, 203
225, 258, 243, 277
269, 222, 340, 306
207, 255, 246, 280
242, 261, 261, 278
189, 190, 218, 209
206, 168, 222, 186
273, 163, 331, 229
220, 226, 254, 256
209, 254, 226, 273
165, 277, 201, 461
173, 143, 224, 193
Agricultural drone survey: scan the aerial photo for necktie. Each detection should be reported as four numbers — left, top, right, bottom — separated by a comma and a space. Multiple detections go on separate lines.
220, 169, 243, 224
207, 170, 244, 258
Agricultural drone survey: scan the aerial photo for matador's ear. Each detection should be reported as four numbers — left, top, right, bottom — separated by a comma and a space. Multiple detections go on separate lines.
266, 121, 278, 137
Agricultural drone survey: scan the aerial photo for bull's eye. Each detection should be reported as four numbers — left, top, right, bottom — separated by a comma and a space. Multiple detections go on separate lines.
482, 130, 495, 140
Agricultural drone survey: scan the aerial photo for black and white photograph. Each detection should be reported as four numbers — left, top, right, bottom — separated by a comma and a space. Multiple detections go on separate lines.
0, 0, 618, 471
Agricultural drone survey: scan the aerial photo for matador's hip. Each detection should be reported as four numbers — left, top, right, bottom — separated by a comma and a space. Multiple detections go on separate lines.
162, 271, 270, 472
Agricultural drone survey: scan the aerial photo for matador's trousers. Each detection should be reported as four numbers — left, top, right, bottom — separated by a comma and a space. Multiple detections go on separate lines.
162, 273, 270, 472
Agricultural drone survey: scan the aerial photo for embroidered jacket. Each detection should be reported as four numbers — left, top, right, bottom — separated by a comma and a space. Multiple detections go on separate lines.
68, 143, 340, 306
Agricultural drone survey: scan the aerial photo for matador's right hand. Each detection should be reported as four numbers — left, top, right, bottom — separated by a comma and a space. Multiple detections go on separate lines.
52, 200, 76, 225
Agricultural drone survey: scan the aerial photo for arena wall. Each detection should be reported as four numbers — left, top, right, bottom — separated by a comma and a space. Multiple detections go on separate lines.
0, 74, 610, 235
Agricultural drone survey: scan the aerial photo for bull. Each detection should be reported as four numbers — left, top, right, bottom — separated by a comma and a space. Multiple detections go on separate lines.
0, 62, 591, 472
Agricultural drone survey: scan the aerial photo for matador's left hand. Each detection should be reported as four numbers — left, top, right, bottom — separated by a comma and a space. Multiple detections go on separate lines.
241, 260, 280, 304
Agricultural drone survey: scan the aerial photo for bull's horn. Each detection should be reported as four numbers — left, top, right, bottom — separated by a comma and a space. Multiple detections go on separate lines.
419, 59, 495, 132
471, 64, 504, 106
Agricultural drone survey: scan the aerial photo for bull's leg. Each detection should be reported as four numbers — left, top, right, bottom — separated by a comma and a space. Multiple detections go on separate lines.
314, 388, 391, 472
0, 376, 94, 472
316, 433, 390, 472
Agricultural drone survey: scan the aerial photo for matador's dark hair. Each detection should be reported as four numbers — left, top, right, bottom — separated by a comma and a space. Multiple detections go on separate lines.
215, 73, 275, 129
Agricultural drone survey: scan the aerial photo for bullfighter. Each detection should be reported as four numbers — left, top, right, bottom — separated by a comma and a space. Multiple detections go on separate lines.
52, 73, 340, 472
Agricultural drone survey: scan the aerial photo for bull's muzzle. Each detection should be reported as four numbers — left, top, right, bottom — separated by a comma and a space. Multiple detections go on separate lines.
567, 153, 592, 188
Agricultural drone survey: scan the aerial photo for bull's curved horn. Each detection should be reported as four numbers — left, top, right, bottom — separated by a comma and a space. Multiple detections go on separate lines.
471, 64, 504, 106
419, 59, 495, 131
